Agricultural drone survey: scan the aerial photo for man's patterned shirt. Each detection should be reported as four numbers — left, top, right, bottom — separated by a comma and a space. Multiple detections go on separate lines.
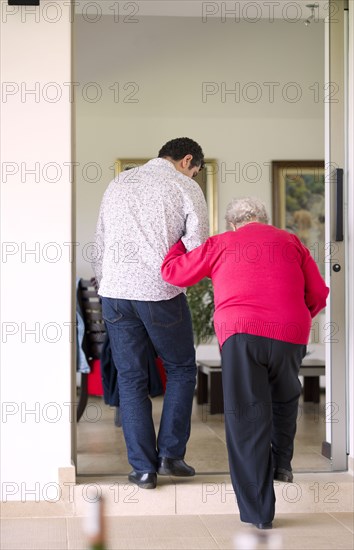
93, 158, 209, 300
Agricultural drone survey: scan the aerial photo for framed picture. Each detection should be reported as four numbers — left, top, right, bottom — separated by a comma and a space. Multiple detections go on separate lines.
272, 160, 325, 276
115, 158, 218, 235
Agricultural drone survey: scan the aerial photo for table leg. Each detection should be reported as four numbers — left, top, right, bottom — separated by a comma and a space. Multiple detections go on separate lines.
209, 371, 224, 414
303, 376, 320, 403
197, 369, 208, 404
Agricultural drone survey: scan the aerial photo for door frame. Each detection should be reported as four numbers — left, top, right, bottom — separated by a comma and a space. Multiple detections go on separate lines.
323, 0, 349, 470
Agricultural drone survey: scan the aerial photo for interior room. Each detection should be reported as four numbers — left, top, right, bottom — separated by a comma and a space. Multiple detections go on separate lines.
75, 8, 330, 477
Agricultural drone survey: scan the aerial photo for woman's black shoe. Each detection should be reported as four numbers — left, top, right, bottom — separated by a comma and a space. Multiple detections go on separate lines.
274, 468, 293, 483
252, 522, 273, 530
128, 470, 157, 489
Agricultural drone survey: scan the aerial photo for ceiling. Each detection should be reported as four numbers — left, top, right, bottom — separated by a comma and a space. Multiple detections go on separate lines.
75, 1, 330, 20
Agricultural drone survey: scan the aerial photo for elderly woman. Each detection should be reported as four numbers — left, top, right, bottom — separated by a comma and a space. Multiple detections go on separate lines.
161, 197, 329, 530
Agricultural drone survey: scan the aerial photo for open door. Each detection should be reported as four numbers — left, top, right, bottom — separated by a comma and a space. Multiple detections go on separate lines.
324, 0, 349, 470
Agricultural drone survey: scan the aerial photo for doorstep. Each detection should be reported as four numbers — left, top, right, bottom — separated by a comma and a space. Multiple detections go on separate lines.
1, 472, 352, 518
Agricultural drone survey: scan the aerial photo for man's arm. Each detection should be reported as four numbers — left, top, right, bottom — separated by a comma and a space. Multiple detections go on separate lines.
181, 186, 209, 251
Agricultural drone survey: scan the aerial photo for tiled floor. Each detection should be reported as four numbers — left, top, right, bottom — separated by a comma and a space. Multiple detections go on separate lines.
1, 512, 353, 549
2, 393, 353, 550
76, 391, 331, 476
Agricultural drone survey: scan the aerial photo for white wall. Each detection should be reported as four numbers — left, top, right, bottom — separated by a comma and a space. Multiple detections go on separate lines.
75, 15, 325, 277
0, 1, 74, 500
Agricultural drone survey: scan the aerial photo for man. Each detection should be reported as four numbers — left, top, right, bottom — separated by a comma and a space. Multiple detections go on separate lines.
93, 137, 209, 489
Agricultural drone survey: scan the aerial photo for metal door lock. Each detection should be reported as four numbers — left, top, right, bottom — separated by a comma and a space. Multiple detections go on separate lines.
333, 264, 341, 272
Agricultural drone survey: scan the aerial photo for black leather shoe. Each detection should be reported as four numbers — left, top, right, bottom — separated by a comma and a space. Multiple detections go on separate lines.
252, 522, 273, 530
274, 468, 293, 483
128, 470, 157, 489
157, 457, 195, 477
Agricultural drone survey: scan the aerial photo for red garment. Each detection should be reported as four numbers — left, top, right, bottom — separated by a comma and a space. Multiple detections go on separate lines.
87, 359, 104, 396
161, 223, 329, 347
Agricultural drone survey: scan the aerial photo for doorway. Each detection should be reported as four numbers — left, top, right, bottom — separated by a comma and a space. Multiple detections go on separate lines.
74, 3, 348, 476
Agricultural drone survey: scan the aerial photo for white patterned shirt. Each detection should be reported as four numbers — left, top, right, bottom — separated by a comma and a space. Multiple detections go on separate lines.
93, 158, 209, 300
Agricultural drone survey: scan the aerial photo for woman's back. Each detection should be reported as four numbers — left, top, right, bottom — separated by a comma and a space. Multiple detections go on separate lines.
208, 223, 315, 345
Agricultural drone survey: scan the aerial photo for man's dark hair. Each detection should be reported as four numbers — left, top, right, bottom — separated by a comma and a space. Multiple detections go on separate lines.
158, 137, 205, 169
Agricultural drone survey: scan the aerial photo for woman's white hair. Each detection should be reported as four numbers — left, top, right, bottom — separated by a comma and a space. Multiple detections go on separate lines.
225, 196, 269, 228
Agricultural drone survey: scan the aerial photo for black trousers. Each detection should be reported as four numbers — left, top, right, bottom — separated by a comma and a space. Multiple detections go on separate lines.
221, 333, 306, 524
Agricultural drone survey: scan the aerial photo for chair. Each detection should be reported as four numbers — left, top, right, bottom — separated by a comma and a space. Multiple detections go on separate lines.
76, 278, 107, 421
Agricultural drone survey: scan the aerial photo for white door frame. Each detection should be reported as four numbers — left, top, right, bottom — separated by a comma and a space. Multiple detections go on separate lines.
324, 0, 349, 470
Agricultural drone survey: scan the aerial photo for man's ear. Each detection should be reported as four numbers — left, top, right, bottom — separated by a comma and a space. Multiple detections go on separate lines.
181, 154, 193, 168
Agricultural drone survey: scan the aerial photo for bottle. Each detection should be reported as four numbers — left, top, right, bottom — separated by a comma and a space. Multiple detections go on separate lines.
83, 493, 106, 550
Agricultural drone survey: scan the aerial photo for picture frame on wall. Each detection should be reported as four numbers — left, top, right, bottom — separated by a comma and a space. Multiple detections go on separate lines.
272, 160, 325, 276
115, 158, 218, 235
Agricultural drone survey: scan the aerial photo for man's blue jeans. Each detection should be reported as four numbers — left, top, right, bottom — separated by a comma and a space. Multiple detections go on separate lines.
101, 293, 197, 473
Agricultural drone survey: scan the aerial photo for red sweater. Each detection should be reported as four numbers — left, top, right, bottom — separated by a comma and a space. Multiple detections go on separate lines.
161, 223, 329, 347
